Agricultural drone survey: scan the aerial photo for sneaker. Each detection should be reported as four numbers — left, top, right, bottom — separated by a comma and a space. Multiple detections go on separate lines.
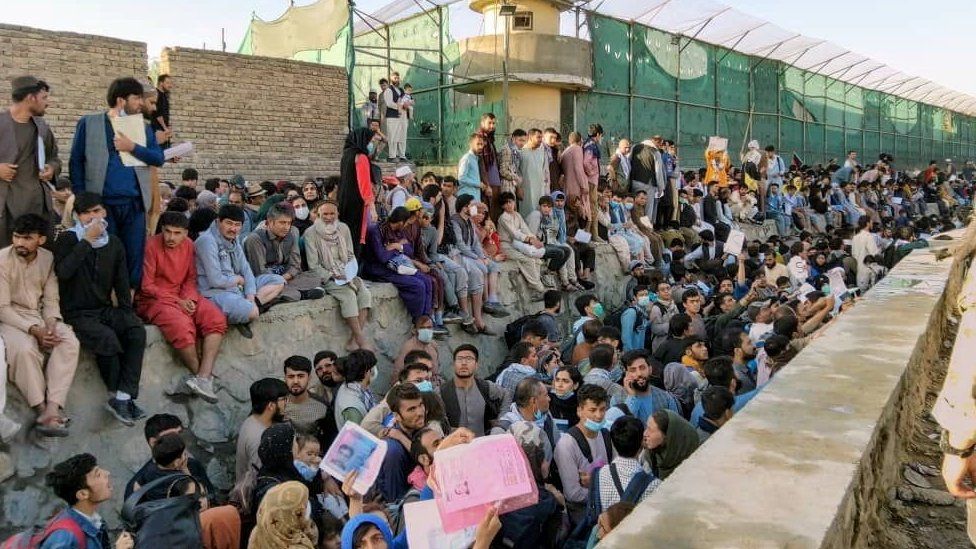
482, 302, 510, 317
236, 323, 254, 339
105, 398, 135, 426
301, 287, 326, 300
432, 325, 450, 338
185, 376, 219, 403
127, 400, 147, 421
442, 310, 464, 324
0, 414, 21, 443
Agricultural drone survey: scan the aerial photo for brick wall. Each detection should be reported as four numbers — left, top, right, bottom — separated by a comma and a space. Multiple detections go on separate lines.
157, 48, 348, 183
0, 24, 348, 186
0, 24, 148, 164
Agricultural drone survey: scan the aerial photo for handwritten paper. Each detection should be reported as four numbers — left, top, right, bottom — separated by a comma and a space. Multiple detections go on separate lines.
164, 141, 194, 161
724, 229, 745, 256
404, 499, 477, 549
574, 229, 592, 244
320, 422, 387, 495
433, 434, 538, 532
110, 115, 147, 167
708, 136, 728, 152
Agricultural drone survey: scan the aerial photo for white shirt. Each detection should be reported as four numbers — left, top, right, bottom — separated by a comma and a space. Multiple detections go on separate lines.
787, 255, 809, 287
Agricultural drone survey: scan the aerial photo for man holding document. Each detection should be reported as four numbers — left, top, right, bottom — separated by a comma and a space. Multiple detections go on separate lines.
69, 77, 165, 286
0, 76, 61, 247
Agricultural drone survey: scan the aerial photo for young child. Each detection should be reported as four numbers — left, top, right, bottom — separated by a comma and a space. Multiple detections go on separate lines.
400, 83, 414, 120
294, 431, 350, 521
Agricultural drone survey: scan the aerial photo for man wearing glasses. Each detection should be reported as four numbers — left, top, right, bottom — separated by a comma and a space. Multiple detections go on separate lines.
439, 344, 509, 437
0, 76, 61, 247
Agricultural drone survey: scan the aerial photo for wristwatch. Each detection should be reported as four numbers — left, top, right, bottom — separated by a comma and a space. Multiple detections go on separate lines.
940, 429, 976, 458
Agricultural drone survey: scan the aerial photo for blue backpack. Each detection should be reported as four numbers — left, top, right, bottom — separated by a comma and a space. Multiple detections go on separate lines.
570, 463, 655, 542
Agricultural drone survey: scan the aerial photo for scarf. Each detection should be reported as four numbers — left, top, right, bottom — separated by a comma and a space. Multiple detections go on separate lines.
647, 409, 700, 480
310, 219, 351, 279
337, 128, 376, 245
552, 206, 568, 243
341, 515, 394, 549
507, 139, 522, 174
248, 482, 316, 549
583, 138, 601, 161
681, 354, 704, 376
70, 219, 110, 249
477, 127, 498, 168
258, 423, 300, 480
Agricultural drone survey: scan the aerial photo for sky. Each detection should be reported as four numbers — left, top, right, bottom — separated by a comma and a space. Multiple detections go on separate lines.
2, 0, 973, 97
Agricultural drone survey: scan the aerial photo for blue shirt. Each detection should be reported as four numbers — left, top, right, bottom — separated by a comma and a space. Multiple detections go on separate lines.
691, 387, 760, 424
620, 306, 647, 352
40, 508, 109, 549
457, 151, 482, 197
375, 430, 413, 503
69, 114, 164, 200
612, 389, 680, 425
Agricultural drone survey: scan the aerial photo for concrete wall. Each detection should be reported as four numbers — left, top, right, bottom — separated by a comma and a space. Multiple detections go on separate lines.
156, 48, 349, 183
602, 230, 968, 548
0, 244, 627, 534
0, 24, 148, 162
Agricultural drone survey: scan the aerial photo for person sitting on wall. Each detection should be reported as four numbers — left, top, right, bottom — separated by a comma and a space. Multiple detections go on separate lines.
243, 201, 326, 304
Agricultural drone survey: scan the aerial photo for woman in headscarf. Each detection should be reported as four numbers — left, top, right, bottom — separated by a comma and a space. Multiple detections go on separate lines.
341, 514, 400, 549
662, 362, 699, 418
642, 409, 700, 479
305, 200, 373, 351
251, 423, 326, 539
361, 206, 433, 321
337, 128, 378, 259
248, 481, 317, 549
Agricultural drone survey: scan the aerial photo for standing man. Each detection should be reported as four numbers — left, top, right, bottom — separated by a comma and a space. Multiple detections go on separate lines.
519, 129, 549, 219
70, 77, 165, 286
629, 138, 665, 228
499, 129, 525, 199
383, 72, 407, 162
54, 192, 146, 426
457, 133, 486, 199
360, 90, 379, 127
582, 124, 603, 236
153, 74, 173, 148
0, 214, 80, 437
0, 76, 60, 247
765, 145, 785, 189
476, 113, 502, 220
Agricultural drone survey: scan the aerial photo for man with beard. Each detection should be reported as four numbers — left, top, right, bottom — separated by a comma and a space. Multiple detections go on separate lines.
375, 383, 427, 502
235, 377, 288, 482
382, 72, 407, 161
611, 349, 679, 425
0, 214, 80, 438
629, 137, 666, 227
282, 355, 329, 432
70, 77, 165, 286
311, 350, 342, 406
719, 328, 758, 394
0, 76, 61, 247
476, 113, 502, 220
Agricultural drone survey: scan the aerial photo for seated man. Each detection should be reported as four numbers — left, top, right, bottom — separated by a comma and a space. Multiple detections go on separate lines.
125, 413, 215, 502
0, 214, 80, 437
54, 192, 147, 426
195, 204, 285, 338
526, 195, 581, 291
243, 202, 325, 303
496, 192, 550, 299
137, 212, 226, 402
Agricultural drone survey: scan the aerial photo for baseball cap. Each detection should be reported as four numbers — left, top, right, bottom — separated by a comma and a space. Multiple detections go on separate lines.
405, 197, 423, 212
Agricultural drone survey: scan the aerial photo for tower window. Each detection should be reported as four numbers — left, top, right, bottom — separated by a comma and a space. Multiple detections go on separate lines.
512, 12, 533, 31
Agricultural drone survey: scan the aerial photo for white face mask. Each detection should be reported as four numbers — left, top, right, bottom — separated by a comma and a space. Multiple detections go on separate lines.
468, 204, 479, 217
294, 207, 309, 220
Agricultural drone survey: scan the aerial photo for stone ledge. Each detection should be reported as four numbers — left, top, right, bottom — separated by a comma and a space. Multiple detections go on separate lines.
0, 243, 627, 532
602, 231, 966, 548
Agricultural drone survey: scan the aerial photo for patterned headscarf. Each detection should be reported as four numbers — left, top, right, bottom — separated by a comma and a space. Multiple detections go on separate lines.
248, 481, 317, 549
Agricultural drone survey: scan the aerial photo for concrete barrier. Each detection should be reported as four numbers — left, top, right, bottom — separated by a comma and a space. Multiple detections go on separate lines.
601, 230, 967, 548
0, 244, 629, 533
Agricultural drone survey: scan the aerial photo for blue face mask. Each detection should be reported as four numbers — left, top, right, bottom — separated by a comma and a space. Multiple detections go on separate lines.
584, 418, 606, 432
417, 328, 434, 343
638, 295, 651, 307
367, 142, 376, 154
294, 460, 317, 482
414, 380, 434, 393
624, 202, 634, 211
554, 390, 575, 400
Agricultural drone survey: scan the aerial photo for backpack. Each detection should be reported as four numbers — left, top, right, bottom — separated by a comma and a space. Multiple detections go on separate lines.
565, 425, 613, 465
503, 312, 546, 348
572, 463, 654, 542
560, 323, 586, 359
1, 510, 87, 549
121, 473, 203, 549
603, 305, 642, 333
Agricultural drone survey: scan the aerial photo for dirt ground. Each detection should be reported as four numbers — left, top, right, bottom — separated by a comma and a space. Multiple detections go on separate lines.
879, 324, 970, 549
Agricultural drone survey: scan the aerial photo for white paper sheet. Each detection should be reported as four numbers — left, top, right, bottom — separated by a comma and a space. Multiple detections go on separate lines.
36, 136, 46, 171
724, 229, 745, 256
335, 258, 359, 286
574, 229, 592, 244
404, 499, 477, 549
164, 141, 194, 161
110, 115, 147, 167
708, 136, 728, 152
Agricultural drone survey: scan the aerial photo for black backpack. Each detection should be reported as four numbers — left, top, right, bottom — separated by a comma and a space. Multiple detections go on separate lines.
121, 473, 203, 549
503, 312, 545, 348
603, 305, 641, 333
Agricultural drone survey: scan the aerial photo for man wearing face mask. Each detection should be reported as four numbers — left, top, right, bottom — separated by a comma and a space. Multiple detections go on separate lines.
243, 202, 326, 304
393, 316, 440, 384
282, 355, 329, 433
54, 192, 148, 426
554, 383, 614, 526
492, 378, 556, 461
235, 377, 289, 482
70, 77, 165, 287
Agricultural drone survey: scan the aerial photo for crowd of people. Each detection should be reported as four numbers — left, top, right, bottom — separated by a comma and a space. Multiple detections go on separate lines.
0, 68, 970, 549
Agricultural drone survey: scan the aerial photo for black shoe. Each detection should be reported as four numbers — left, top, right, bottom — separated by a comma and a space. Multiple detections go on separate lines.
236, 323, 254, 339
432, 325, 450, 338
127, 400, 147, 421
579, 280, 595, 290
105, 398, 135, 426
301, 287, 326, 300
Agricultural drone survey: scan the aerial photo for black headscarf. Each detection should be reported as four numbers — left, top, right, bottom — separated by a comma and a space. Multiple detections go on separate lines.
257, 422, 298, 479
337, 128, 376, 254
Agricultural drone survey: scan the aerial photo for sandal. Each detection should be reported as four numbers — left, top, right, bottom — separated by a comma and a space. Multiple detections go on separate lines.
461, 322, 479, 335
34, 420, 69, 438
